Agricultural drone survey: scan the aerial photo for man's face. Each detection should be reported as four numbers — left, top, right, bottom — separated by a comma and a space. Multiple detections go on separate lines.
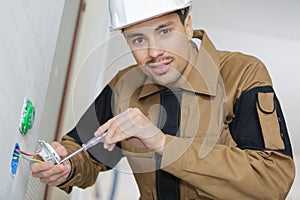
123, 12, 193, 85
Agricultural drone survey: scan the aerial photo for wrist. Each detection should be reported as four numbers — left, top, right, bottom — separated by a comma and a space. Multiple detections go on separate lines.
57, 159, 75, 187
153, 133, 166, 154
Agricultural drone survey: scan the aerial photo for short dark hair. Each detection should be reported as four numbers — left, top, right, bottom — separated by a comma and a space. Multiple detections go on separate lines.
175, 7, 190, 25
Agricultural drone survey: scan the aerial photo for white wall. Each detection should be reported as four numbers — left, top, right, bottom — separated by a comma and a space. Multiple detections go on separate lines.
191, 1, 300, 198
0, 1, 65, 199
191, 0, 300, 155
56, 0, 138, 199
57, 0, 300, 199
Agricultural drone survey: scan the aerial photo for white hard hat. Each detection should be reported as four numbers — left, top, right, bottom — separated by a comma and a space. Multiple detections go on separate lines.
109, 0, 192, 31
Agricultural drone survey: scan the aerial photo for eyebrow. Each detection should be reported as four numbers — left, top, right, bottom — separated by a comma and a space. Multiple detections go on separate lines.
154, 21, 174, 32
126, 32, 144, 39
125, 21, 175, 39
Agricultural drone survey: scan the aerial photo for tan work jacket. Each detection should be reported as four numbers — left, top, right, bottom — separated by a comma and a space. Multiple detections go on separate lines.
59, 30, 295, 199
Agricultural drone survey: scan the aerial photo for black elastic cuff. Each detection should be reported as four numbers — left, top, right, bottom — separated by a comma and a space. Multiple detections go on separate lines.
57, 160, 77, 187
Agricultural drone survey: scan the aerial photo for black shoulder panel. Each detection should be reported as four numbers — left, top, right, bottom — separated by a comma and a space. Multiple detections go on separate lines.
67, 85, 114, 142
229, 86, 293, 158
67, 85, 123, 167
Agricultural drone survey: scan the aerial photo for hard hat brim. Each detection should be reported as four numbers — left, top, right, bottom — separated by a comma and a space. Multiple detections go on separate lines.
110, 5, 191, 31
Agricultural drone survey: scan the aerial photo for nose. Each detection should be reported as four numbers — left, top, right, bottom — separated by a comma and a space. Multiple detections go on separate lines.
149, 47, 164, 59
148, 39, 164, 59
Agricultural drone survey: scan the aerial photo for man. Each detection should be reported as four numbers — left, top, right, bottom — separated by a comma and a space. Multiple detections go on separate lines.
31, 0, 295, 199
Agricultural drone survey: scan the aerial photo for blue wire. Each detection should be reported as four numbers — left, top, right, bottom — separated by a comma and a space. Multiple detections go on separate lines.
14, 152, 41, 163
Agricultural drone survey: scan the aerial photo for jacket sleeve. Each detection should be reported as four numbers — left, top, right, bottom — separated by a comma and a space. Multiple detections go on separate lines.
162, 137, 294, 199
58, 85, 123, 193
58, 135, 106, 193
160, 66, 295, 199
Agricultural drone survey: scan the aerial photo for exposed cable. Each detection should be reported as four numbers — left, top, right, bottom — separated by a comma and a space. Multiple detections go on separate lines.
14, 150, 43, 163
19, 150, 39, 157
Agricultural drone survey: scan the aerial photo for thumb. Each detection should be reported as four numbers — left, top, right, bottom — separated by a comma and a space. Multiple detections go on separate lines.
51, 142, 68, 158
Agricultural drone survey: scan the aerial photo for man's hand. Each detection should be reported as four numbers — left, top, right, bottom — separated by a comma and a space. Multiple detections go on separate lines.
30, 142, 72, 186
95, 108, 166, 154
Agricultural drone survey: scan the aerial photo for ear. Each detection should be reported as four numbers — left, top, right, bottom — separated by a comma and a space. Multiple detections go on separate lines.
184, 15, 193, 40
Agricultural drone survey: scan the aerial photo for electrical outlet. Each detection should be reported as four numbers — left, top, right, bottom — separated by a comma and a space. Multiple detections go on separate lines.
11, 143, 20, 178
19, 98, 35, 136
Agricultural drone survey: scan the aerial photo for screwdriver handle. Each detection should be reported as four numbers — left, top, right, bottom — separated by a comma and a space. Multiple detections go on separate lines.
82, 132, 107, 150
59, 133, 107, 164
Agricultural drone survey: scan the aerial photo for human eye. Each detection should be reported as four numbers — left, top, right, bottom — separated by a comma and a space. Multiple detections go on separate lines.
132, 37, 145, 45
159, 28, 172, 35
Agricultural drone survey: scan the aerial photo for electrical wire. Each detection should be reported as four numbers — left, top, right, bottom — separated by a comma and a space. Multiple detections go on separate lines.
19, 150, 39, 157
14, 150, 43, 163
14, 152, 43, 163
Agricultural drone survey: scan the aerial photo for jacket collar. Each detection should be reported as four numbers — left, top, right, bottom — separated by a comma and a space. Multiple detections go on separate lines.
138, 30, 220, 99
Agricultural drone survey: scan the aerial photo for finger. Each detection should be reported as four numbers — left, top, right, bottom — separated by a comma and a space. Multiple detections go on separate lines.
100, 108, 140, 150
110, 134, 128, 144
103, 139, 111, 149
40, 164, 71, 185
129, 109, 161, 138
107, 143, 116, 151
94, 118, 113, 136
107, 109, 140, 140
128, 120, 160, 138
30, 162, 54, 174
40, 170, 69, 185
109, 128, 133, 144
96, 108, 133, 137
105, 120, 120, 140
32, 163, 65, 179
111, 113, 151, 139
47, 172, 70, 186
51, 142, 68, 157
129, 108, 153, 128
104, 109, 147, 145
103, 125, 126, 150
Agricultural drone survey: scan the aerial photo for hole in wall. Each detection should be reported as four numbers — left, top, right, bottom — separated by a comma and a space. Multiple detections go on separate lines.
11, 143, 20, 178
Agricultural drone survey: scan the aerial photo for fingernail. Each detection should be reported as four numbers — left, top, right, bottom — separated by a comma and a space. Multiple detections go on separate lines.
108, 146, 114, 151
106, 138, 112, 144
103, 143, 108, 149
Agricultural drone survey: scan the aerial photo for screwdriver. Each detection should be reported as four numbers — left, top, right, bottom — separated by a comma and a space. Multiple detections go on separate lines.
59, 132, 107, 164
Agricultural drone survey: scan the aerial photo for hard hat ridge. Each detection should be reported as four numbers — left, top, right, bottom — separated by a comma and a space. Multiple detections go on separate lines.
109, 0, 192, 31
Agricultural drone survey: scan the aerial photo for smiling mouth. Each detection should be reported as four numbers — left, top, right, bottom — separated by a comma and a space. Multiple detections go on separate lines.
149, 61, 173, 75
146, 57, 174, 75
